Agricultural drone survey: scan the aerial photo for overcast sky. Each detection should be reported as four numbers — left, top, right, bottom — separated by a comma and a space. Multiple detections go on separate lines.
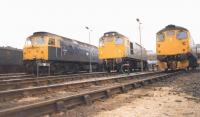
0, 0, 200, 51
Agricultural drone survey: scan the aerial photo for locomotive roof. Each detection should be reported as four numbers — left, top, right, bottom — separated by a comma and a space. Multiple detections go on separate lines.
32, 32, 97, 48
0, 46, 22, 51
101, 31, 128, 39
100, 31, 146, 50
104, 31, 118, 35
157, 25, 188, 34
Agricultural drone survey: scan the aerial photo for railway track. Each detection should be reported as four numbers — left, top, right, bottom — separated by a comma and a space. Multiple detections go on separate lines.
0, 73, 26, 77
0, 72, 108, 81
0, 72, 157, 102
0, 72, 120, 90
0, 73, 33, 81
0, 70, 184, 117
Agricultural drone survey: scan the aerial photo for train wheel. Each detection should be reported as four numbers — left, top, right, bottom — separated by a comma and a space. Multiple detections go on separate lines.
120, 64, 130, 74
50, 65, 56, 75
71, 64, 79, 73
106, 67, 111, 73
164, 68, 168, 72
75, 64, 80, 73
25, 64, 34, 74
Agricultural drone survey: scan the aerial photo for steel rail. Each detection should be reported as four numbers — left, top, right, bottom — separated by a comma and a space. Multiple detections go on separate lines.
0, 72, 115, 81
0, 73, 26, 77
0, 71, 182, 117
0, 72, 113, 81
0, 72, 120, 90
0, 72, 160, 102
0, 74, 33, 80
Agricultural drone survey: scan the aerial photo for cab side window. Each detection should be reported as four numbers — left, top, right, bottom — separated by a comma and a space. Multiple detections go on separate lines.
157, 33, 165, 41
177, 31, 187, 39
49, 38, 55, 45
99, 39, 104, 46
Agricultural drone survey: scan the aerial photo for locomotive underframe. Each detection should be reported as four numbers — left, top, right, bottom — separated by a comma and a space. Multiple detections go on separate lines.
0, 65, 24, 73
24, 60, 100, 75
103, 57, 148, 73
157, 53, 198, 71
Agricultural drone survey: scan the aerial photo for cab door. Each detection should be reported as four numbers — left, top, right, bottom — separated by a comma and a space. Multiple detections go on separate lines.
48, 37, 61, 60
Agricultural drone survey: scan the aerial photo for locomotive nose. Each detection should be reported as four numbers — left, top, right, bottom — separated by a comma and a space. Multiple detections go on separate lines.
23, 46, 47, 60
157, 37, 187, 55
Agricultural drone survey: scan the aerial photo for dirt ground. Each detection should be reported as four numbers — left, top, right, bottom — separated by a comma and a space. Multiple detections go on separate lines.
50, 71, 200, 117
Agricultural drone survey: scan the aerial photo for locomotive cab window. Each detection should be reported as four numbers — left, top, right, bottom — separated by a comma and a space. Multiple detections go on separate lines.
35, 37, 45, 45
115, 38, 123, 45
25, 38, 32, 46
166, 31, 175, 36
48, 38, 55, 46
99, 39, 104, 46
157, 33, 164, 41
25, 37, 45, 46
104, 37, 113, 42
177, 31, 187, 39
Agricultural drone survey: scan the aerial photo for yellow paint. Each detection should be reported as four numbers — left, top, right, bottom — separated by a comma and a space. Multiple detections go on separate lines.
23, 46, 48, 60
156, 29, 194, 70
98, 33, 132, 60
156, 30, 189, 55
99, 42, 125, 59
23, 34, 61, 61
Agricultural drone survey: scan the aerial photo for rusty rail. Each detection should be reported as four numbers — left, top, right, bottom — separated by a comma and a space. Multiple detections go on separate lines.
0, 74, 33, 80
0, 71, 183, 117
0, 72, 160, 102
0, 72, 120, 90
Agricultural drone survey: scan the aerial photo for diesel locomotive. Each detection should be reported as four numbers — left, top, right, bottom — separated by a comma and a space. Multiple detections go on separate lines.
23, 32, 99, 74
98, 31, 148, 73
156, 25, 198, 71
